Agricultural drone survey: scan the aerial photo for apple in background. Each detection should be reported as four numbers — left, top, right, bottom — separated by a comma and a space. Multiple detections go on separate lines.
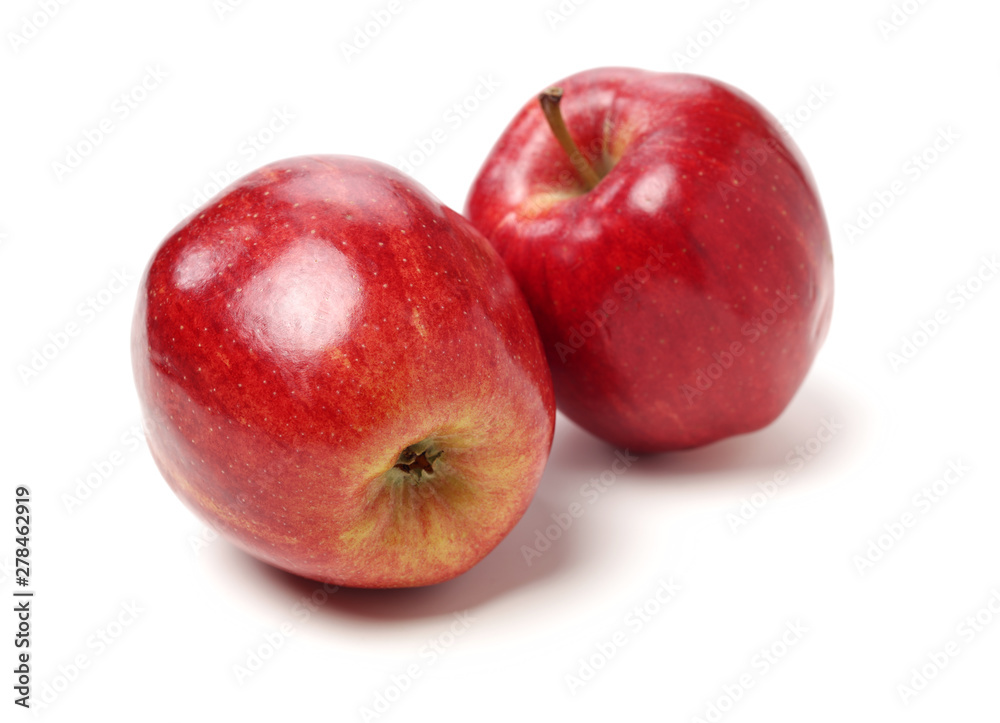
132, 155, 555, 588
466, 67, 833, 452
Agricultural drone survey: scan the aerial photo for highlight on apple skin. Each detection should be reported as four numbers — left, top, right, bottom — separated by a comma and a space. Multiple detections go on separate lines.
132, 155, 556, 588
465, 67, 834, 453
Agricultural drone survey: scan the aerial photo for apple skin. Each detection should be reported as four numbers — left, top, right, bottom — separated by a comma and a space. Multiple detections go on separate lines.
132, 155, 555, 588
466, 67, 833, 452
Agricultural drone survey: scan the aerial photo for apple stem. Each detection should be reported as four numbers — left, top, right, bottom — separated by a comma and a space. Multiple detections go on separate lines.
539, 88, 601, 191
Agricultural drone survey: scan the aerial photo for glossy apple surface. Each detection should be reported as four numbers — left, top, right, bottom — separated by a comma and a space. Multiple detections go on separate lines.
466, 67, 833, 452
132, 155, 555, 587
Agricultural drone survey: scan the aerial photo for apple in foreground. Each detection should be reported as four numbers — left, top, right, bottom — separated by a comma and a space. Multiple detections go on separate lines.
132, 155, 555, 588
466, 67, 833, 452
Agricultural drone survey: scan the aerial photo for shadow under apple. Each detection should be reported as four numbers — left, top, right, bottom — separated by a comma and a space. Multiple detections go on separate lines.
220, 470, 579, 622
214, 367, 871, 622
551, 368, 868, 488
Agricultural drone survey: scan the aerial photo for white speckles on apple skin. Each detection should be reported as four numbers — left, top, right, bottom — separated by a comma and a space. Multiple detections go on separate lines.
133, 155, 556, 587
466, 68, 832, 451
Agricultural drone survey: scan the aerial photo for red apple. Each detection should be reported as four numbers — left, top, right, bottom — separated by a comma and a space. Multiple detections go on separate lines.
132, 155, 555, 588
466, 67, 833, 452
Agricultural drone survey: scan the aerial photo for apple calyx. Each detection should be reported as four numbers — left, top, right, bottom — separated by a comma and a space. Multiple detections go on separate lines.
539, 87, 602, 191
388, 439, 444, 486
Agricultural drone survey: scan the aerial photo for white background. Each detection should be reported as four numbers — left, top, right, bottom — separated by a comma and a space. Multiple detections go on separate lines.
2, 0, 999, 720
